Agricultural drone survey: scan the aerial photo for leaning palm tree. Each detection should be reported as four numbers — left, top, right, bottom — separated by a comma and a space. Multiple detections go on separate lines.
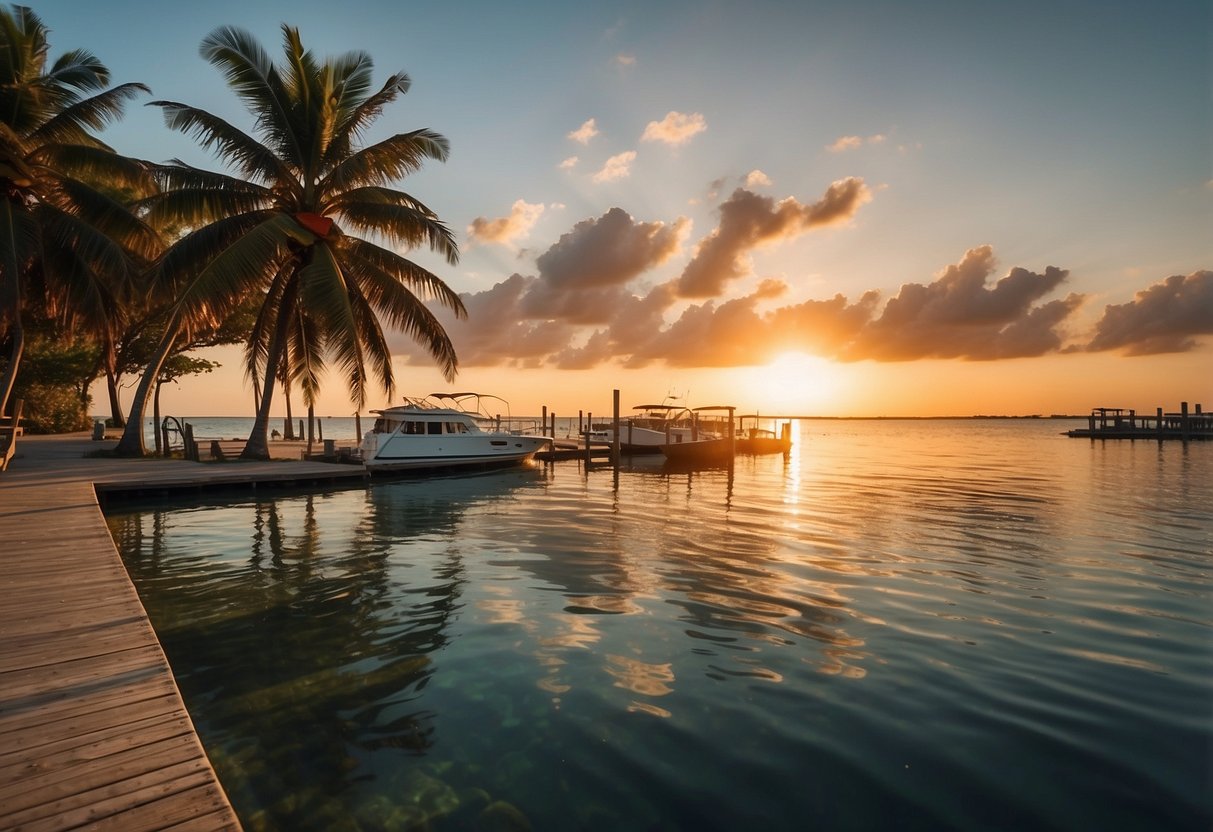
116, 24, 464, 458
0, 4, 159, 420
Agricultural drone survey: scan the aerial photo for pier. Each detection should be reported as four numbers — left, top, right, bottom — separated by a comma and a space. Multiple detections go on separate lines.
1065, 401, 1211, 441
0, 435, 377, 831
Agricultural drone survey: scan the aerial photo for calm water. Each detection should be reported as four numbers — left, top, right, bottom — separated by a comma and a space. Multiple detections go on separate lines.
105, 420, 1213, 831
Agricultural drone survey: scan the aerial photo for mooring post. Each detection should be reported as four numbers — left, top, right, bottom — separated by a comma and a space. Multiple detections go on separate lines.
727, 406, 736, 461
1181, 401, 1190, 440
542, 406, 547, 439
1156, 407, 1164, 438
612, 389, 621, 468
355, 411, 362, 440
578, 410, 584, 434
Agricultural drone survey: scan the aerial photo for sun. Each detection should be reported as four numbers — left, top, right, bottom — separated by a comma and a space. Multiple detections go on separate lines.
734, 351, 845, 415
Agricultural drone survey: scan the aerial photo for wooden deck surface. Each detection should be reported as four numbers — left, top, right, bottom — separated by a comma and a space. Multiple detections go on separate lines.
0, 434, 367, 831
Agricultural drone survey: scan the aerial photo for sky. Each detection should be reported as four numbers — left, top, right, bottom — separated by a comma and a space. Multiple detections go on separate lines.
32, 0, 1211, 417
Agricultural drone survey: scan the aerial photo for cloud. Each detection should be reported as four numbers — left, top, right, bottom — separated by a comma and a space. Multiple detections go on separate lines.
842, 246, 1079, 360
615, 53, 636, 66
745, 170, 772, 188
397, 227, 1107, 373
568, 118, 599, 145
467, 199, 545, 247
592, 150, 637, 183
1083, 271, 1213, 355
827, 134, 886, 153
559, 156, 579, 170
641, 111, 707, 146
676, 178, 873, 297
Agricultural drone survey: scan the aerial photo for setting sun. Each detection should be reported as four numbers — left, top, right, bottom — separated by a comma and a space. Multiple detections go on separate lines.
734, 351, 845, 415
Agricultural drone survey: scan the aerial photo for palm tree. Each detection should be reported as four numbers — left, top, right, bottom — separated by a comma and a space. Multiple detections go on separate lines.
115, 25, 464, 458
0, 4, 159, 420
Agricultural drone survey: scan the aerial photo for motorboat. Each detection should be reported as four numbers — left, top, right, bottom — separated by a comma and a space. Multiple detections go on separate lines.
734, 416, 792, 455
360, 393, 550, 473
586, 398, 712, 453
658, 405, 737, 464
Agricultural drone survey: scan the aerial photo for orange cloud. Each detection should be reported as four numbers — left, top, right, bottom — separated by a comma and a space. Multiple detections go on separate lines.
827, 134, 886, 153
467, 199, 545, 246
568, 118, 599, 145
842, 246, 1079, 360
641, 111, 707, 146
676, 178, 873, 298
592, 151, 637, 183
1083, 271, 1213, 354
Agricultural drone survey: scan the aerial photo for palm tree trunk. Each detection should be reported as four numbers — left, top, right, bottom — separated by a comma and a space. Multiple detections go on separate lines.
283, 387, 294, 439
115, 323, 178, 456
241, 282, 297, 460
105, 365, 125, 428
0, 312, 23, 421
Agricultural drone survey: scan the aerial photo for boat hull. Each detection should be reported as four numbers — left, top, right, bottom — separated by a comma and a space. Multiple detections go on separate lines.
659, 437, 734, 464
363, 435, 549, 473
735, 436, 791, 454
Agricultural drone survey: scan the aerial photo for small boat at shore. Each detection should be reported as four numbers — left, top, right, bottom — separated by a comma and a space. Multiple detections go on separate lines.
734, 416, 792, 455
360, 393, 550, 473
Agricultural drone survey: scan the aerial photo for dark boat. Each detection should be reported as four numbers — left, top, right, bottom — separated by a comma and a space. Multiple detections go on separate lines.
658, 436, 734, 464
734, 416, 792, 454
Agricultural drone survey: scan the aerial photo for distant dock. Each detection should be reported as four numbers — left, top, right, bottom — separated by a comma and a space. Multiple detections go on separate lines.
1066, 401, 1211, 441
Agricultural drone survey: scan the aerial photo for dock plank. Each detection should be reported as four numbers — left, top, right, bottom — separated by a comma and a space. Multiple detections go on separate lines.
0, 435, 273, 830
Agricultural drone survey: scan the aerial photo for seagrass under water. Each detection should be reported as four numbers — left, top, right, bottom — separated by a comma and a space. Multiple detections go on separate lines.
105, 420, 1212, 831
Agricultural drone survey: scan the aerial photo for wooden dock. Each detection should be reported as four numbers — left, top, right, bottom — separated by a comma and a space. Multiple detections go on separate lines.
0, 435, 368, 831
1065, 402, 1211, 441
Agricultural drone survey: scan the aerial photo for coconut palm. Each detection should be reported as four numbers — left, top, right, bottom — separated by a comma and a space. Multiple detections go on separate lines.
0, 4, 159, 420
115, 24, 464, 458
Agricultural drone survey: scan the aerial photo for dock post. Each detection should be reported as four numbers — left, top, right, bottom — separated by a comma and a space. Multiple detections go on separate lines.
1129, 409, 1136, 430
355, 411, 361, 440
542, 406, 547, 438
727, 406, 736, 462
612, 389, 621, 468
1156, 407, 1164, 439
1181, 401, 1190, 440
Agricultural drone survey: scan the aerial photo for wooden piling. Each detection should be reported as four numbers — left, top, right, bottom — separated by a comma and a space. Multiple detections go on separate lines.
612, 389, 621, 467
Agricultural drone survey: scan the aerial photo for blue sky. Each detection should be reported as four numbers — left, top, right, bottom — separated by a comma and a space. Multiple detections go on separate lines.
31, 0, 1212, 415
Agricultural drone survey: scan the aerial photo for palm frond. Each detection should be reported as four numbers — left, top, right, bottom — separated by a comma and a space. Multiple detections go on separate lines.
150, 101, 292, 186
325, 71, 409, 165
169, 212, 302, 324
141, 178, 274, 230
200, 26, 303, 171
321, 130, 449, 193
29, 83, 149, 146
50, 176, 162, 262
32, 201, 129, 281
337, 248, 458, 381
335, 199, 459, 265
31, 143, 158, 200
45, 48, 110, 93
153, 209, 274, 289
338, 236, 466, 315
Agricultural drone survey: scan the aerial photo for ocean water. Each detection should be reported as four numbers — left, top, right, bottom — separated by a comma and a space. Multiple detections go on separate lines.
104, 420, 1213, 831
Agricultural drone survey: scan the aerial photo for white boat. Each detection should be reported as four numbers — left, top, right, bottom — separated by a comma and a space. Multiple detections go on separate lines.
360, 393, 550, 473
587, 399, 712, 453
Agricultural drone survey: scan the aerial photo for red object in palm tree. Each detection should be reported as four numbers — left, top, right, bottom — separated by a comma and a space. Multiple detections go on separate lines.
295, 212, 333, 238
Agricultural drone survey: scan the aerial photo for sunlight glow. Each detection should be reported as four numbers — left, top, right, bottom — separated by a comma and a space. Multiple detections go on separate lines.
739, 352, 844, 415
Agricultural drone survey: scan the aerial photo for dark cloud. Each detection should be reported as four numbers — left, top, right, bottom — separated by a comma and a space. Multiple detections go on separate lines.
535, 208, 687, 288
397, 213, 1128, 373
677, 178, 872, 298
1083, 271, 1213, 355
842, 246, 1076, 360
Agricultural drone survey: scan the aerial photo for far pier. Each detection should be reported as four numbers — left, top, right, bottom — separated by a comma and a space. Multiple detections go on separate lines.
1066, 401, 1211, 441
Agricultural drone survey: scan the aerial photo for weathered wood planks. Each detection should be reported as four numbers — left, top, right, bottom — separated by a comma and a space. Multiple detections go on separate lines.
0, 435, 358, 831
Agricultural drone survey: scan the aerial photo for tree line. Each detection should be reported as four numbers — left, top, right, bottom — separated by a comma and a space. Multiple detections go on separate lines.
0, 5, 465, 458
